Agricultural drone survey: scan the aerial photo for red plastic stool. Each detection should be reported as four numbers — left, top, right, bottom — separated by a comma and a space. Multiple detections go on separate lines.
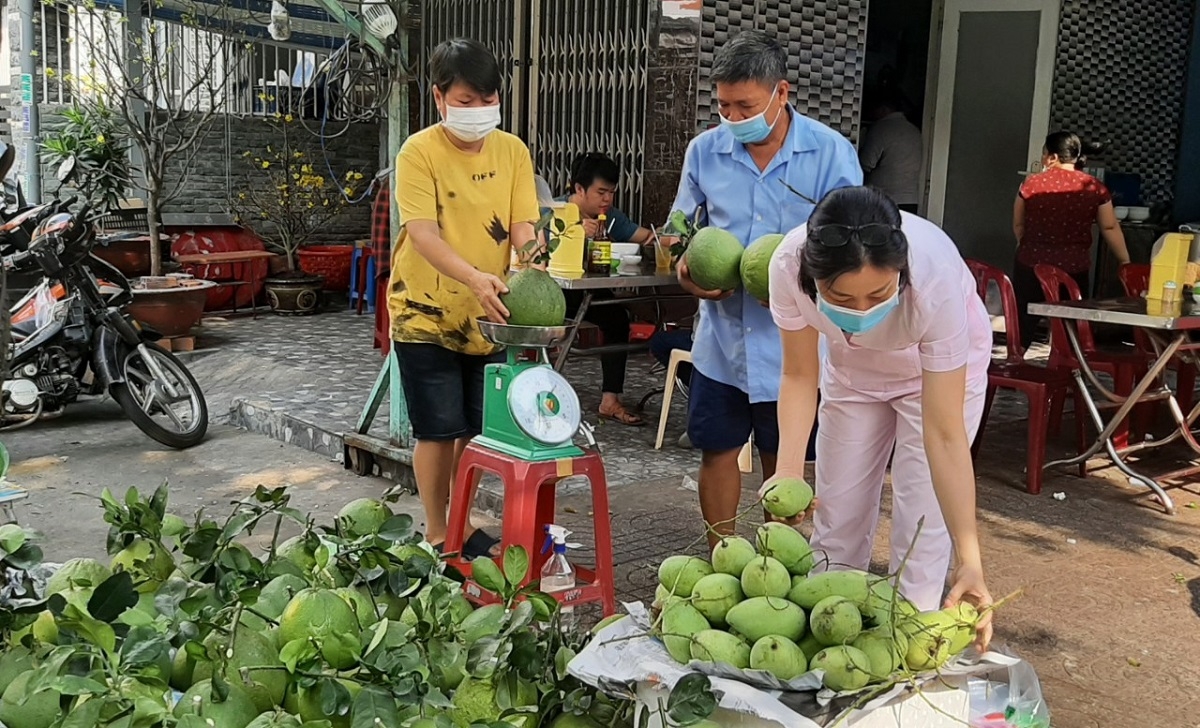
443, 442, 617, 616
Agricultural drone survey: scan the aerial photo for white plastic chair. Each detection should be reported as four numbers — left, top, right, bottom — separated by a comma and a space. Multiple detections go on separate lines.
653, 348, 693, 449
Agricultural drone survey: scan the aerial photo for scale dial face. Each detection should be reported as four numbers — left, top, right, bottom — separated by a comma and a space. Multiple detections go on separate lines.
507, 366, 581, 445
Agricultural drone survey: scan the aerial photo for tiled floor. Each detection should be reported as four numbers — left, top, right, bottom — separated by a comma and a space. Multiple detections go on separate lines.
190, 307, 1048, 490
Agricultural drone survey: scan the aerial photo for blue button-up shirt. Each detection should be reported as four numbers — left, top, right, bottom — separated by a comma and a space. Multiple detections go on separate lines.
672, 108, 863, 403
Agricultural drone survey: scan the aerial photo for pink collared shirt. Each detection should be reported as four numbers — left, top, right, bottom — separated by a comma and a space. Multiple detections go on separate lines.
768, 212, 992, 397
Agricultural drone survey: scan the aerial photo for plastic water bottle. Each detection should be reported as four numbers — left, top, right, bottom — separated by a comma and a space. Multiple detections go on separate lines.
540, 524, 575, 629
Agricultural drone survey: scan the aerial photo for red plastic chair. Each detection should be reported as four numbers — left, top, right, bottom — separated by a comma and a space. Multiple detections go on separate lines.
967, 260, 1085, 494
1033, 263, 1146, 447
1118, 262, 1196, 414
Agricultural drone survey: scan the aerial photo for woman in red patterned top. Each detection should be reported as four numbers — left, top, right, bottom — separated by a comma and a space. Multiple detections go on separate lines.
1012, 131, 1129, 349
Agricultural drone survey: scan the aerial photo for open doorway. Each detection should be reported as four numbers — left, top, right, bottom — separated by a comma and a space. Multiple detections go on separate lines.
861, 0, 934, 213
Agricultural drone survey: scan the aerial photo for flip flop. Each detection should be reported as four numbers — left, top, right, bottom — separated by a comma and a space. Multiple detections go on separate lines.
463, 529, 501, 560
599, 408, 646, 427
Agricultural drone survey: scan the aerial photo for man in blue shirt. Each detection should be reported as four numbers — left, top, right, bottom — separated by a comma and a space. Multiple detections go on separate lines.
671, 31, 862, 546
556, 153, 653, 425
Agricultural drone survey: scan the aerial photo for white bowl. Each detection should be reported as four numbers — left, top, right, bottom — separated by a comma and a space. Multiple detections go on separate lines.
1114, 206, 1130, 220
610, 242, 640, 257
1128, 206, 1151, 222
617, 254, 642, 275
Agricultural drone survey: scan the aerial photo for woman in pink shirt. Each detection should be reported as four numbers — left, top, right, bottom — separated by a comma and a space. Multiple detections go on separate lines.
766, 186, 994, 645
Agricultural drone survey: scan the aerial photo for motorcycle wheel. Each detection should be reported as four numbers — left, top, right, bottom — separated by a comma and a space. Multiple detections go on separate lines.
109, 342, 209, 449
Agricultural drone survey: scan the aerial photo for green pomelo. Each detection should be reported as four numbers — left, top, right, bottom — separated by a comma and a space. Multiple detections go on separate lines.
740, 556, 791, 599
798, 633, 825, 663
279, 587, 362, 669
256, 574, 309, 620
30, 611, 58, 644
811, 645, 873, 693
660, 601, 710, 664
172, 680, 259, 728
761, 477, 814, 520
787, 570, 875, 610
749, 635, 808, 681
110, 540, 175, 593
170, 646, 196, 692
725, 596, 806, 643
502, 267, 568, 327
740, 233, 785, 302
689, 629, 751, 669
944, 602, 980, 654
46, 557, 111, 594
755, 522, 815, 576
711, 536, 757, 577
810, 596, 863, 646
335, 586, 380, 627
337, 498, 393, 538
192, 627, 286, 713
550, 714, 602, 728
0, 671, 61, 728
658, 555, 713, 596
851, 627, 906, 680
459, 603, 506, 646
684, 227, 744, 291
276, 535, 318, 573
450, 676, 536, 728
690, 573, 743, 626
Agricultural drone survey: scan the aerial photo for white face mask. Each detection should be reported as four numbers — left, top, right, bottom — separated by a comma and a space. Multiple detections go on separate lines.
441, 103, 501, 142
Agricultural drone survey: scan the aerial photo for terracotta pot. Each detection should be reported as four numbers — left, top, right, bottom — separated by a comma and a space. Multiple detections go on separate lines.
93, 238, 153, 278
298, 245, 354, 292
126, 280, 217, 337
265, 273, 325, 316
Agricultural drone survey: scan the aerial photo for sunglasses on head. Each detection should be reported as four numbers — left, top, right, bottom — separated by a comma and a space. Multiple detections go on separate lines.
809, 223, 900, 248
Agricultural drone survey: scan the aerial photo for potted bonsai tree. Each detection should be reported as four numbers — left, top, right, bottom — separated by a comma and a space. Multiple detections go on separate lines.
230, 114, 366, 315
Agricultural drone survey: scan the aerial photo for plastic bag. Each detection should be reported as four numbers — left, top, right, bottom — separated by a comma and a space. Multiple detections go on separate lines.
967, 653, 1050, 728
33, 286, 55, 331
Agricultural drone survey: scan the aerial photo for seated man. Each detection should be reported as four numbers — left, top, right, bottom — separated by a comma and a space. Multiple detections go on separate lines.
555, 152, 654, 426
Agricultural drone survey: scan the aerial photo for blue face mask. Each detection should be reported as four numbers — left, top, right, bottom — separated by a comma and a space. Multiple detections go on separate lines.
720, 85, 784, 144
817, 288, 901, 334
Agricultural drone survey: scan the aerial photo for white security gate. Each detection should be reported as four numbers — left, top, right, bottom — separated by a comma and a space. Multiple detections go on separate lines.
419, 0, 653, 220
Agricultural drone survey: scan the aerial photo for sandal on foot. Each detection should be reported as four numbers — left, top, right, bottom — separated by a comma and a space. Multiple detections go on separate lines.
463, 529, 500, 559
599, 407, 645, 427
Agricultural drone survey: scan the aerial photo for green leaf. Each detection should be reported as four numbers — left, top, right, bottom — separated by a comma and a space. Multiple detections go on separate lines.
7, 542, 43, 570
525, 591, 559, 622
59, 698, 105, 728
471, 557, 506, 595
149, 482, 169, 521
502, 546, 529, 588
554, 645, 576, 681
502, 600, 535, 637
377, 514, 414, 542
221, 512, 258, 542
318, 677, 353, 717
0, 523, 27, 553
87, 571, 138, 622
350, 686, 400, 728
183, 526, 221, 561
280, 638, 319, 673
70, 613, 117, 654
50, 674, 107, 696
467, 636, 512, 680
667, 673, 717, 726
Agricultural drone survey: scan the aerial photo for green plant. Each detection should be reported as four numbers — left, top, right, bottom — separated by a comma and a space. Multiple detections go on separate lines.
41, 103, 133, 211
662, 206, 704, 260
230, 116, 366, 272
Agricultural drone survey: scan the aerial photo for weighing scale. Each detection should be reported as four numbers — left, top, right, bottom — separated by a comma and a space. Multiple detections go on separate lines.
473, 318, 595, 459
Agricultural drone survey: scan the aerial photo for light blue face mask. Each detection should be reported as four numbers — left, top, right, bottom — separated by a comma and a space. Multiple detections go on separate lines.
817, 288, 901, 334
720, 84, 784, 144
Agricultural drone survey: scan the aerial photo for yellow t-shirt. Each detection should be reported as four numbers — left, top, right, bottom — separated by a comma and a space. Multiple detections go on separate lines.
388, 125, 539, 355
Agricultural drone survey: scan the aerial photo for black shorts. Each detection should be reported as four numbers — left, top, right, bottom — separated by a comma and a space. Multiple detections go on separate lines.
393, 342, 504, 441
686, 369, 781, 454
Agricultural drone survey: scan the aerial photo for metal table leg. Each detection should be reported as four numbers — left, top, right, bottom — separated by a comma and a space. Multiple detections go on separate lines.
1045, 326, 1185, 513
554, 291, 592, 372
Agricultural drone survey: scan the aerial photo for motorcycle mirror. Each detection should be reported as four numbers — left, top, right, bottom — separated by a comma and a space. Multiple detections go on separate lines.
56, 157, 77, 183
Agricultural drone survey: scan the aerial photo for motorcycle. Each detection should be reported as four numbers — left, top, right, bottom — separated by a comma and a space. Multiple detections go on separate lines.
0, 157, 209, 448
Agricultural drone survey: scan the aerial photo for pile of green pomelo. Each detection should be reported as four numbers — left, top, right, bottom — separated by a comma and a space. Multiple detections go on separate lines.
650, 477, 981, 694
0, 489, 619, 728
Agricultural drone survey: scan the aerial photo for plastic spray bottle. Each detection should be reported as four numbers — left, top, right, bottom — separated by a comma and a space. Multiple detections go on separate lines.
540, 524, 575, 629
